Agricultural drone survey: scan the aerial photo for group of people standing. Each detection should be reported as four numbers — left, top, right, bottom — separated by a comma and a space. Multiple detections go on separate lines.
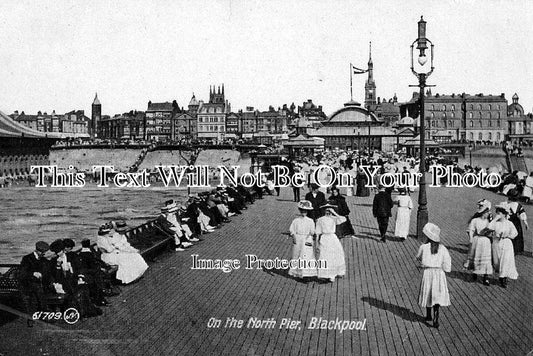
288, 199, 346, 283
464, 192, 526, 288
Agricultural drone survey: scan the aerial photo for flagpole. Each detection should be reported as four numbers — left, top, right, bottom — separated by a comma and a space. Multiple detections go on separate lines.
350, 63, 353, 101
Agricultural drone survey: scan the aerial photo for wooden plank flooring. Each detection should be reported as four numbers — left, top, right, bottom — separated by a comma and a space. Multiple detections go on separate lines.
1, 185, 533, 356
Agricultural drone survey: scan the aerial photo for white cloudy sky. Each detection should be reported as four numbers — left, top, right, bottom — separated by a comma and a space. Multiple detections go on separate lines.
0, 0, 531, 117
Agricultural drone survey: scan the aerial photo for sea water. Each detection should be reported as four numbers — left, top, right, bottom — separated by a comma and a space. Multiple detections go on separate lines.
0, 185, 189, 263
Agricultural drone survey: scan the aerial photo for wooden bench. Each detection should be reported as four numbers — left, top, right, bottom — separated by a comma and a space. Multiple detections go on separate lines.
0, 218, 174, 305
0, 264, 67, 310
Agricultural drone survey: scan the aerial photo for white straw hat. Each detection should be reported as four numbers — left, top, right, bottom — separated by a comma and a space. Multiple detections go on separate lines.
423, 222, 441, 242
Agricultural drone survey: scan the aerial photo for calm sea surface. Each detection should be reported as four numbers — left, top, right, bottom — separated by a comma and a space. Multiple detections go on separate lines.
0, 185, 189, 263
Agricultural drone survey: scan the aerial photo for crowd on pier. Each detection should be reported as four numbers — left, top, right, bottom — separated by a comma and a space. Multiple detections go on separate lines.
277, 148, 527, 329
10, 147, 530, 330
15, 182, 261, 326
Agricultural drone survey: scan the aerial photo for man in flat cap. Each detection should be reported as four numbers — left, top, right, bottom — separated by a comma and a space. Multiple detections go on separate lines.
18, 241, 51, 326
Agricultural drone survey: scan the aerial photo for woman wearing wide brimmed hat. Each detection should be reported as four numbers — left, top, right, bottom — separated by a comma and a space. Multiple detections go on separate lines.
315, 202, 346, 282
416, 222, 451, 328
288, 200, 318, 280
464, 199, 493, 285
101, 220, 149, 285
505, 189, 529, 255
328, 187, 355, 238
487, 203, 519, 288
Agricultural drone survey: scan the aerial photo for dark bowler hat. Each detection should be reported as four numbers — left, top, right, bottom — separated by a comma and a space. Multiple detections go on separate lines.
310, 183, 320, 190
35, 241, 50, 252
49, 239, 65, 253
81, 239, 91, 248
63, 239, 75, 249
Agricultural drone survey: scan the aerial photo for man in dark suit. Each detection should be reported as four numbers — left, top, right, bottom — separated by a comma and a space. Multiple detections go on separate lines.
372, 186, 394, 242
18, 241, 50, 326
304, 183, 326, 221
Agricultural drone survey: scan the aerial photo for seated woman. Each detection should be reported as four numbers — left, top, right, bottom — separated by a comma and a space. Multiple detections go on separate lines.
96, 222, 148, 285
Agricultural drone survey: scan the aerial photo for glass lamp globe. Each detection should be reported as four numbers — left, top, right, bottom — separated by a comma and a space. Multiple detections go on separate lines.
418, 55, 428, 66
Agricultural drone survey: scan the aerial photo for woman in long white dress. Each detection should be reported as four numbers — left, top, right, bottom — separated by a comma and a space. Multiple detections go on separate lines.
97, 222, 149, 285
487, 203, 519, 288
464, 199, 493, 285
315, 203, 346, 282
288, 200, 317, 280
394, 188, 413, 239
416, 222, 451, 329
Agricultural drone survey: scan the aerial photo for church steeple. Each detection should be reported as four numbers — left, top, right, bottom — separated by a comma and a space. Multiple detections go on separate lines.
364, 41, 376, 110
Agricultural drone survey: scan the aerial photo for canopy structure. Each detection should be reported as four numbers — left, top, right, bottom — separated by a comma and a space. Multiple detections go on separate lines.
282, 135, 324, 157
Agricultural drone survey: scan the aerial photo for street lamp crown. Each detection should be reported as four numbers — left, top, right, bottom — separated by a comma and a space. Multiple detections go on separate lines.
417, 16, 428, 58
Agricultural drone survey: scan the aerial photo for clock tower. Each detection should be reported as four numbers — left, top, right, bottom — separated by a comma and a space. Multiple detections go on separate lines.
364, 42, 376, 110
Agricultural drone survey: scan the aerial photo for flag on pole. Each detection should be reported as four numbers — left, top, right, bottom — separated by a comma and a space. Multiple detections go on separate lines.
352, 64, 368, 74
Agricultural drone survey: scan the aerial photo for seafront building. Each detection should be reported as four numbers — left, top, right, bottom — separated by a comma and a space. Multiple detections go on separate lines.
10, 109, 89, 135
197, 85, 230, 141
99, 111, 146, 141
400, 91, 508, 144
145, 100, 181, 141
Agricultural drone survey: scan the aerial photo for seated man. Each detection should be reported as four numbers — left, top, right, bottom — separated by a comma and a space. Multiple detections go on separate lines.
160, 200, 198, 251
18, 241, 50, 327
77, 239, 110, 306
49, 239, 103, 318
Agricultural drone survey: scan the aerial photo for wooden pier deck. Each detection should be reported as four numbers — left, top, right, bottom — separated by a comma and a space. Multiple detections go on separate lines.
1, 186, 532, 355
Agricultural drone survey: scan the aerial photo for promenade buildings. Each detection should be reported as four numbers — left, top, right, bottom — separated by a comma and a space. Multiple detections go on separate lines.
401, 91, 508, 144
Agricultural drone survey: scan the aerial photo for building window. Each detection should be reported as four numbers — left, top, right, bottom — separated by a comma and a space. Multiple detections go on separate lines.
469, 112, 473, 119
470, 120, 474, 127
479, 120, 482, 127
479, 112, 482, 118
489, 132, 492, 140
442, 105, 446, 111
498, 112, 501, 119
497, 120, 501, 127
497, 132, 501, 141
478, 104, 482, 110
449, 120, 453, 127
431, 105, 435, 110
488, 112, 492, 119
489, 120, 492, 127
470, 132, 474, 140
488, 104, 492, 111
451, 112, 455, 119
470, 104, 474, 110
431, 112, 435, 118
498, 105, 501, 110
478, 132, 482, 140
451, 104, 455, 111
443, 112, 447, 119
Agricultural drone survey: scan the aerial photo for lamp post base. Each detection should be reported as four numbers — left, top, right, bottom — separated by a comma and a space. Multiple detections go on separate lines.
416, 207, 429, 239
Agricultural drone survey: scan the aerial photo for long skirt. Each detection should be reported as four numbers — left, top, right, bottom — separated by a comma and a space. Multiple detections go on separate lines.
336, 216, 355, 237
115, 252, 149, 284
288, 234, 318, 278
316, 233, 346, 281
509, 215, 524, 255
394, 207, 411, 239
466, 236, 493, 275
493, 239, 518, 279
418, 268, 450, 307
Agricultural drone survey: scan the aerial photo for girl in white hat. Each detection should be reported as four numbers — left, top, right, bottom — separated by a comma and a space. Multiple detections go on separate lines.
464, 199, 493, 285
416, 222, 451, 328
487, 203, 519, 288
288, 200, 317, 280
